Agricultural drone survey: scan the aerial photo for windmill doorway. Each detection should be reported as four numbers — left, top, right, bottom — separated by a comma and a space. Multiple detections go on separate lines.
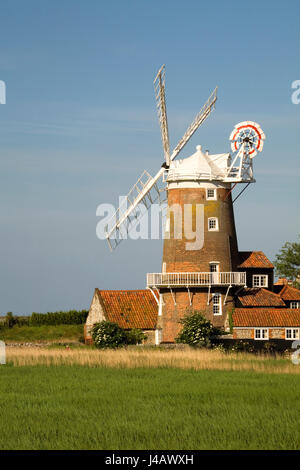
210, 262, 220, 284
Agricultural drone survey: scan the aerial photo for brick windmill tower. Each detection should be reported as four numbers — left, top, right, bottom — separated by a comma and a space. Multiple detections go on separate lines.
105, 65, 265, 344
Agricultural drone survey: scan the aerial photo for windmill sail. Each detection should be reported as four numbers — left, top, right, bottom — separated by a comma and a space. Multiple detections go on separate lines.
105, 168, 165, 251
154, 64, 170, 166
105, 66, 218, 251
170, 86, 217, 161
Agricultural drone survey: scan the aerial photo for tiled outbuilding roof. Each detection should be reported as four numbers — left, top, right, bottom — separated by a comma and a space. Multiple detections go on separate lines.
233, 308, 300, 327
274, 278, 289, 286
96, 289, 157, 329
276, 284, 300, 301
238, 251, 274, 269
237, 288, 285, 307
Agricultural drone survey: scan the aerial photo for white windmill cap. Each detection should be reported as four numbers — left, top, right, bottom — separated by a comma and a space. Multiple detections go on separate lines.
168, 146, 230, 181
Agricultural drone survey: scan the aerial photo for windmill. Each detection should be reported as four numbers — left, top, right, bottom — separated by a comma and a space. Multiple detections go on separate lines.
104, 65, 218, 250
104, 65, 266, 344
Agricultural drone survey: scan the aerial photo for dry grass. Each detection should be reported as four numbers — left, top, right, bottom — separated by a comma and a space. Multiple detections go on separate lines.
5, 346, 299, 374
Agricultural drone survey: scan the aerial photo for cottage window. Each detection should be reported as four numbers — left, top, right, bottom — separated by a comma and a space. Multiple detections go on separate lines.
252, 275, 268, 288
290, 302, 300, 309
206, 188, 216, 200
208, 217, 219, 231
213, 293, 222, 315
254, 328, 269, 340
285, 328, 299, 340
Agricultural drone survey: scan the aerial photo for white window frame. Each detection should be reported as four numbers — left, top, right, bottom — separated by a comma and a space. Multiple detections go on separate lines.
212, 293, 222, 316
206, 188, 217, 200
209, 261, 220, 273
285, 328, 300, 340
252, 274, 268, 288
290, 301, 300, 309
208, 217, 219, 232
254, 328, 269, 340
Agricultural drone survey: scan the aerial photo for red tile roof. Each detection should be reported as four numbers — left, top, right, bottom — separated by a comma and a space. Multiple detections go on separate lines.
277, 284, 300, 301
96, 289, 158, 329
274, 278, 289, 286
237, 288, 285, 307
238, 251, 274, 269
233, 308, 300, 327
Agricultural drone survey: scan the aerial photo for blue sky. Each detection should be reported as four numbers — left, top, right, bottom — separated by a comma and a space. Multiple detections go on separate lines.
0, 0, 299, 315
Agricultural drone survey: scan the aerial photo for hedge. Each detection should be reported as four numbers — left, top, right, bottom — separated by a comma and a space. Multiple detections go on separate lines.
29, 310, 88, 326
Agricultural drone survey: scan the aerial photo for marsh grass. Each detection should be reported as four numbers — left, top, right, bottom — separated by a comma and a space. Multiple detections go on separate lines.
6, 346, 299, 374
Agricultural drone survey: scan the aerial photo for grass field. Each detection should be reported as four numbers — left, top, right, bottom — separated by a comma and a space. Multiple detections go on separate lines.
0, 364, 299, 450
0, 347, 299, 450
0, 324, 83, 342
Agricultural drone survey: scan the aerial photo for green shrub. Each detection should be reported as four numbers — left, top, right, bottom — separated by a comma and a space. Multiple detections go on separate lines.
5, 312, 16, 328
263, 341, 277, 354
175, 311, 221, 347
231, 340, 255, 353
15, 316, 30, 327
125, 328, 147, 345
0, 314, 30, 329
91, 321, 127, 349
91, 322, 147, 349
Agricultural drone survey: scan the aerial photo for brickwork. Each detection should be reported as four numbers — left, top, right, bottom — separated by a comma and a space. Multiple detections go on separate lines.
159, 288, 235, 343
143, 330, 156, 345
159, 184, 239, 342
270, 328, 285, 339
233, 329, 252, 339
84, 292, 105, 342
233, 328, 286, 340
162, 186, 239, 273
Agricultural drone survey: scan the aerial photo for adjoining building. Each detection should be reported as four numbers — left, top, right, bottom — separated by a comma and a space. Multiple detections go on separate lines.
84, 289, 158, 345
85, 249, 300, 345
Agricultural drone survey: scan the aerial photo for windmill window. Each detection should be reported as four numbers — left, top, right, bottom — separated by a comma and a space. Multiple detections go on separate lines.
209, 262, 219, 273
252, 275, 268, 288
212, 293, 222, 315
290, 302, 300, 309
285, 328, 299, 340
254, 328, 269, 340
208, 218, 219, 231
206, 189, 216, 200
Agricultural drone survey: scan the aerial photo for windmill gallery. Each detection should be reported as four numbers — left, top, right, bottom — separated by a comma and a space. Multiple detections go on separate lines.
85, 65, 300, 346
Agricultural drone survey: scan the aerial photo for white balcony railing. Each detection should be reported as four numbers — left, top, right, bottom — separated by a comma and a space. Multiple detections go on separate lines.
147, 272, 246, 288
